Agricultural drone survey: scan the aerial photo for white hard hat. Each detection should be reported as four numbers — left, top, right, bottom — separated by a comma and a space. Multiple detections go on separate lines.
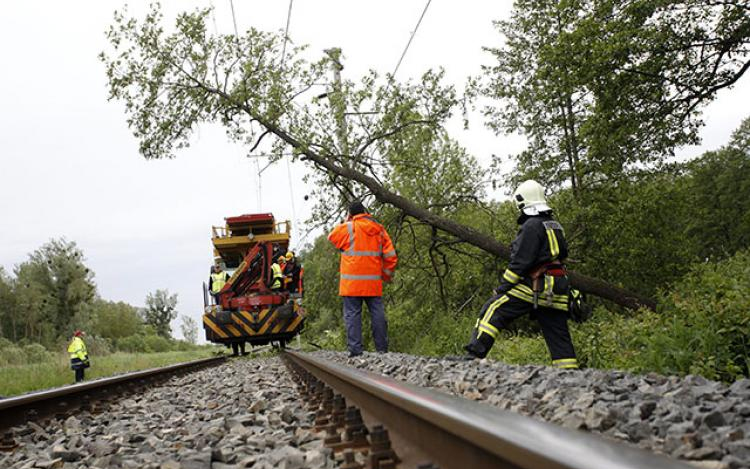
513, 180, 551, 215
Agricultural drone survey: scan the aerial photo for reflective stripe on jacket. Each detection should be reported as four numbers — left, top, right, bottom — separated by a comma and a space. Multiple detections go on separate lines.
328, 213, 398, 296
210, 272, 228, 293
498, 214, 570, 310
271, 263, 283, 289
67, 337, 87, 361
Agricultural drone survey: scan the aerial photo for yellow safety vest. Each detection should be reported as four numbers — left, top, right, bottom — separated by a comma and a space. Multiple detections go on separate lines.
67, 337, 87, 361
211, 272, 228, 293
271, 263, 283, 289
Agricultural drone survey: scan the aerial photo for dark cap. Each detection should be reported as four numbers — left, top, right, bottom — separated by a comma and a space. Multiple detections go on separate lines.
348, 200, 366, 216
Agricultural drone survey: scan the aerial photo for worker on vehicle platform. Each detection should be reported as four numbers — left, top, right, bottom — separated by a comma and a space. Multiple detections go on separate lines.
271, 256, 285, 291
67, 330, 89, 383
328, 200, 398, 357
283, 251, 303, 294
209, 263, 230, 303
463, 180, 578, 369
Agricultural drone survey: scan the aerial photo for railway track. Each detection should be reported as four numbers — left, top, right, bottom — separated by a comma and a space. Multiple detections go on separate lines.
0, 355, 226, 450
284, 351, 693, 469
0, 352, 723, 468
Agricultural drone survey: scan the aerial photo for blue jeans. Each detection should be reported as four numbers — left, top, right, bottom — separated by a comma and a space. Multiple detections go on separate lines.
343, 296, 388, 355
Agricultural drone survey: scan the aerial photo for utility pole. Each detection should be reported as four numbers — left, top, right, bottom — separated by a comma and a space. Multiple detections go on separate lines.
323, 47, 353, 202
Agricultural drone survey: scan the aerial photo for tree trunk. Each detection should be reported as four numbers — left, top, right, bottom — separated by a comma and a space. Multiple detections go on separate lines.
247, 110, 656, 311
200, 84, 656, 311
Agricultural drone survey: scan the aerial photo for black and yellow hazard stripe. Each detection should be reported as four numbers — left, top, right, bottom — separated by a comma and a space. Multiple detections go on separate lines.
205, 305, 304, 340
231, 309, 272, 335
203, 314, 245, 339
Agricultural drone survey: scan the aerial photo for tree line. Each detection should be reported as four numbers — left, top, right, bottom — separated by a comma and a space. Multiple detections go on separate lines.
0, 239, 200, 356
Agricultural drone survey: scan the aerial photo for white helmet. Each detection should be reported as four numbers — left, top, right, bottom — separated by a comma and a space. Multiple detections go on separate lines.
513, 180, 551, 215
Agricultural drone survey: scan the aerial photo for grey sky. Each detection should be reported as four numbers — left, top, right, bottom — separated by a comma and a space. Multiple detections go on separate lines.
1, 1, 748, 340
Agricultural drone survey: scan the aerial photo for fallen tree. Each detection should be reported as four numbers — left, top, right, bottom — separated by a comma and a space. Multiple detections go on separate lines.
246, 112, 657, 311
102, 6, 661, 310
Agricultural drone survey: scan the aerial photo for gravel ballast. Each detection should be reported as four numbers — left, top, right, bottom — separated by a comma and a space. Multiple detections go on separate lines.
1, 357, 337, 469
317, 351, 750, 469
3, 352, 749, 468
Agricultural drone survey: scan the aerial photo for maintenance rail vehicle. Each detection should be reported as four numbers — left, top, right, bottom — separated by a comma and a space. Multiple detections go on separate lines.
202, 213, 305, 353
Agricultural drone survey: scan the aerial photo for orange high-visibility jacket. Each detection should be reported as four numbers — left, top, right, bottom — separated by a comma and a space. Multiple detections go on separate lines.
328, 213, 398, 297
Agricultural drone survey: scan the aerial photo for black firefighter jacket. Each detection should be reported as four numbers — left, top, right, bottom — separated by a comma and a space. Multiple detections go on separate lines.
496, 213, 570, 311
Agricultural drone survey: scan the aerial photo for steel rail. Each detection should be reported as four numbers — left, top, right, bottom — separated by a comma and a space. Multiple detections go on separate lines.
0, 355, 226, 434
285, 351, 692, 469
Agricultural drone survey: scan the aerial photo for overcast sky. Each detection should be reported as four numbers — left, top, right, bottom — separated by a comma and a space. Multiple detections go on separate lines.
1, 1, 748, 341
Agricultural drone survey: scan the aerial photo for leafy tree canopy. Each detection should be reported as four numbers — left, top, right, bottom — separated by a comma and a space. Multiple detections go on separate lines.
144, 289, 178, 338
101, 4, 461, 226
180, 315, 198, 344
477, 0, 750, 191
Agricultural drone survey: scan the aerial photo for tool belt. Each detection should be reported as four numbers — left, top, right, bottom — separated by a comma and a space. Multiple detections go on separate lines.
529, 261, 566, 309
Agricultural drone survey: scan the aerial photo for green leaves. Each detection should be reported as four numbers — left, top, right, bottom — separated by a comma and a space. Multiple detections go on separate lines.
478, 0, 750, 191
101, 4, 465, 225
144, 289, 178, 338
7, 239, 97, 345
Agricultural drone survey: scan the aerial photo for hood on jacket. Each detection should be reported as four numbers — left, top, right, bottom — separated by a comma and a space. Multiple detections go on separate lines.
352, 213, 383, 236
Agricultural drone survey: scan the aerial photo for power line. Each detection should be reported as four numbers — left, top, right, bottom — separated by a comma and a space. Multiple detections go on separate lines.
280, 0, 299, 239
281, 0, 294, 67
227, 0, 265, 211
285, 155, 298, 239
228, 0, 239, 38
389, 0, 433, 83
209, 0, 219, 35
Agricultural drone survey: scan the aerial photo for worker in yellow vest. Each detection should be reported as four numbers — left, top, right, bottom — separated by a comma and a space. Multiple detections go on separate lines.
67, 331, 89, 383
210, 264, 230, 303
270, 256, 285, 291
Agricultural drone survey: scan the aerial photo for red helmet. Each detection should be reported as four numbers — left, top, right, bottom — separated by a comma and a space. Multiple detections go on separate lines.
74, 330, 83, 337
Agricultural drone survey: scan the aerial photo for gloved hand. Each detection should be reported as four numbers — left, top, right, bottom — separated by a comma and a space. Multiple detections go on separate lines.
493, 282, 511, 296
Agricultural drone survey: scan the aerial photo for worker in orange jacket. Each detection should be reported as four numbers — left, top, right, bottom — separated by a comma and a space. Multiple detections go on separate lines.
328, 200, 398, 357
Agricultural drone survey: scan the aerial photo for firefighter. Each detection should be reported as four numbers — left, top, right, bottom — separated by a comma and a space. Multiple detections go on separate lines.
270, 256, 285, 291
328, 200, 398, 357
463, 180, 578, 369
67, 330, 89, 382
209, 264, 230, 303
283, 251, 303, 294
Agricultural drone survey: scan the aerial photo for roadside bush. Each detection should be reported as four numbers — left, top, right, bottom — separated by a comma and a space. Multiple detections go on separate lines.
639, 250, 750, 381
0, 337, 13, 349
172, 340, 195, 352
22, 343, 53, 364
82, 335, 112, 356
0, 346, 29, 366
115, 334, 148, 353
142, 334, 172, 353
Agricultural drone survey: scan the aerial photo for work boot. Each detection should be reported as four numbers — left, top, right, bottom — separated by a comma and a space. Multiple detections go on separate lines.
445, 353, 479, 362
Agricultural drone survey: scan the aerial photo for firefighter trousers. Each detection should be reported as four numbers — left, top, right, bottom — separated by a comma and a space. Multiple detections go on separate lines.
464, 293, 578, 369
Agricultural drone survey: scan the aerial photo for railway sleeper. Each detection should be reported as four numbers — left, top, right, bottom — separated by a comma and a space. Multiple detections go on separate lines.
287, 357, 442, 469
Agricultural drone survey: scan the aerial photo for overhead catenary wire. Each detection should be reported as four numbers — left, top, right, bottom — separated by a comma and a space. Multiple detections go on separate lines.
209, 0, 219, 35
227, 0, 264, 210
228, 0, 240, 39
281, 0, 294, 67
278, 0, 300, 243
388, 0, 433, 87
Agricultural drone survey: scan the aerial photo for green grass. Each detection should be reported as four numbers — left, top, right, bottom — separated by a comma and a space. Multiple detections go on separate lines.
0, 350, 216, 397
